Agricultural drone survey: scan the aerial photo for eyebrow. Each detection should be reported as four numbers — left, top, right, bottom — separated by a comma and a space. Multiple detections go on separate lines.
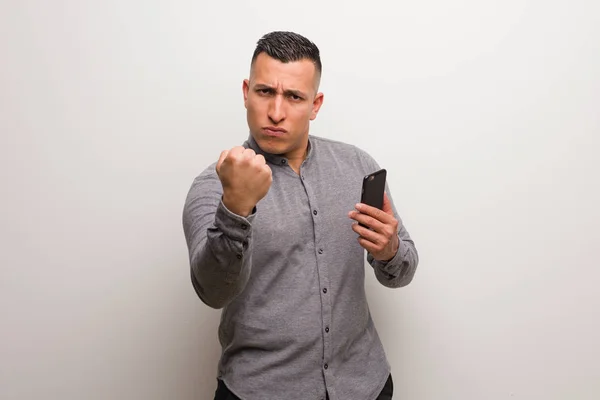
254, 83, 307, 98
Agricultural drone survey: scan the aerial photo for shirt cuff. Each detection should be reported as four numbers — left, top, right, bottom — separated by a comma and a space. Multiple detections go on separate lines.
370, 236, 408, 272
214, 199, 256, 242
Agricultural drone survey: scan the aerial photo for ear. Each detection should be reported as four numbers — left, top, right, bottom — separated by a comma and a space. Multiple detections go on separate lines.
243, 79, 250, 109
310, 92, 324, 121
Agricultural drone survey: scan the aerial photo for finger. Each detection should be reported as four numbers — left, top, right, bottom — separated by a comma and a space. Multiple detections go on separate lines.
348, 210, 385, 232
348, 211, 385, 233
350, 209, 398, 244
351, 222, 383, 245
356, 202, 393, 225
228, 146, 245, 158
242, 148, 256, 160
357, 237, 380, 255
254, 153, 266, 166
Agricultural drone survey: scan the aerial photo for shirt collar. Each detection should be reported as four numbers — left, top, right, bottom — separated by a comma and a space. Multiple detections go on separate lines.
243, 134, 314, 166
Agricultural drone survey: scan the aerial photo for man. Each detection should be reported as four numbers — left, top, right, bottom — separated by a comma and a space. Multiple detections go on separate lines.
183, 31, 419, 400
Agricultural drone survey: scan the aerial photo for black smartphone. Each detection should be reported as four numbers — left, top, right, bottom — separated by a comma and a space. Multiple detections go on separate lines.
359, 169, 386, 227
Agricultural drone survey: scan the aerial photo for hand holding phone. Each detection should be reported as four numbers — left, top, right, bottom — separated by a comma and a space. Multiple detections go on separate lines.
351, 168, 400, 260
359, 169, 386, 227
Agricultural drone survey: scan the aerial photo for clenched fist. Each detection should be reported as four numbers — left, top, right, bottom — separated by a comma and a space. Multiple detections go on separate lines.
216, 146, 272, 217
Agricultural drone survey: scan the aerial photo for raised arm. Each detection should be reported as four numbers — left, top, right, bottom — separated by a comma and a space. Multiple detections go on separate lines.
182, 147, 272, 308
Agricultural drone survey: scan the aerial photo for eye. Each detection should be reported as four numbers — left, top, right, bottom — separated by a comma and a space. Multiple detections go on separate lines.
257, 88, 272, 95
289, 94, 303, 101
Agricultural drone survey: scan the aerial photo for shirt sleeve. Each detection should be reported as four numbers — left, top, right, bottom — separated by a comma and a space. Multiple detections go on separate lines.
366, 210, 419, 288
182, 164, 256, 308
355, 147, 420, 288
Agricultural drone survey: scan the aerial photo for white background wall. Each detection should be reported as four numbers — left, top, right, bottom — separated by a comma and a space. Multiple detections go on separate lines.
1, 1, 599, 399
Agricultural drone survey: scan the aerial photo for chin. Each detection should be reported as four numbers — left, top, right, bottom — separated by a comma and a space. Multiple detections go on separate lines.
255, 134, 288, 155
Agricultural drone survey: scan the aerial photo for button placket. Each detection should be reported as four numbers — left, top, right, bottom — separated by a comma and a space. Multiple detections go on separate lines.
303, 177, 333, 387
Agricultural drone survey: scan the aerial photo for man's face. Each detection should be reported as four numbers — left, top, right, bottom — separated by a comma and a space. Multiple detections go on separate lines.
243, 53, 324, 159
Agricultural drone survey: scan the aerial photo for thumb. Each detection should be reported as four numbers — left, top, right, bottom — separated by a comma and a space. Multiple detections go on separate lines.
216, 150, 229, 176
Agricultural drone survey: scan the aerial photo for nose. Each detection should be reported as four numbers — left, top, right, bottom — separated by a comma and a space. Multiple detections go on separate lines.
268, 95, 285, 124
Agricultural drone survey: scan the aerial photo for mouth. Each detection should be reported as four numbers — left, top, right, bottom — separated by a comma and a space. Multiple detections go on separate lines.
262, 126, 287, 137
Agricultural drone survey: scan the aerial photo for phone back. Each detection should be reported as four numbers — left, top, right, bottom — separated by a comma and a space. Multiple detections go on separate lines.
361, 169, 387, 210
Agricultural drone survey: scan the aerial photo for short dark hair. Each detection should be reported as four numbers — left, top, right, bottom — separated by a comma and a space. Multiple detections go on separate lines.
251, 31, 322, 77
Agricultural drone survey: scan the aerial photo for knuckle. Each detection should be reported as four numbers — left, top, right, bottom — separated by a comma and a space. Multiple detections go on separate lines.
230, 147, 244, 159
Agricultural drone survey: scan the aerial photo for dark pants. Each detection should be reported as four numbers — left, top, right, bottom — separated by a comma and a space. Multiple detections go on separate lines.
214, 374, 393, 400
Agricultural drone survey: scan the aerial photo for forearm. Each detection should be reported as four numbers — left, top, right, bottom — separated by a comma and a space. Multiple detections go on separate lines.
183, 169, 255, 309
354, 148, 420, 288
189, 209, 253, 308
368, 225, 419, 288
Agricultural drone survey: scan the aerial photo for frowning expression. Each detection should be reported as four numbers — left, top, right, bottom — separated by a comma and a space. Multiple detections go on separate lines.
243, 52, 324, 161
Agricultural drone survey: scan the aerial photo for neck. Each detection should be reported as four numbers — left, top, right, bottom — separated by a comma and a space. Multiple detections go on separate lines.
287, 154, 305, 174
285, 138, 309, 174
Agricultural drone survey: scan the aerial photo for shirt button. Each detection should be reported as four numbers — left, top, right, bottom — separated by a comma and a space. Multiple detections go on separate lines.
236, 254, 242, 259
325, 327, 330, 333
313, 210, 318, 215
281, 159, 287, 165
318, 248, 324, 254
323, 288, 327, 294
324, 363, 328, 370
241, 224, 247, 230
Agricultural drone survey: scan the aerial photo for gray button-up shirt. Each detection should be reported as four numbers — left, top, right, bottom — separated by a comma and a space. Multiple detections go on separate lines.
183, 135, 419, 400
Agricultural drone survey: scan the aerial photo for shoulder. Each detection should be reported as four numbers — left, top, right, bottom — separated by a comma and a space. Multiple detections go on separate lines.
310, 135, 381, 172
189, 161, 219, 185
311, 135, 357, 152
185, 161, 222, 200
197, 161, 219, 179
